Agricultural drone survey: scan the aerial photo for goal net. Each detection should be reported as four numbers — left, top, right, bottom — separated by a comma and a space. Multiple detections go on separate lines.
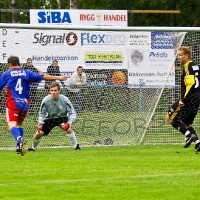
143, 32, 200, 145
0, 24, 192, 149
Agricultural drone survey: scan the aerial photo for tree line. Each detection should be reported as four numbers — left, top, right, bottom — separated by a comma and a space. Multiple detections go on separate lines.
0, 0, 200, 26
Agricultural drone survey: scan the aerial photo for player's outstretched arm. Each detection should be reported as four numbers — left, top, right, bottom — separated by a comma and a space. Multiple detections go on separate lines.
43, 74, 67, 81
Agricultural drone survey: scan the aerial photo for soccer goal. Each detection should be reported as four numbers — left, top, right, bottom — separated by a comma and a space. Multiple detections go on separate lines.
0, 24, 199, 149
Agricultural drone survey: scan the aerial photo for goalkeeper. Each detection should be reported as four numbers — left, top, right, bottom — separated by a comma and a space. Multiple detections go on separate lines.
166, 46, 200, 152
28, 82, 81, 151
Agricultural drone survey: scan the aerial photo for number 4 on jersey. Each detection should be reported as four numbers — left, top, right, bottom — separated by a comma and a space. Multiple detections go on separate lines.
15, 78, 23, 94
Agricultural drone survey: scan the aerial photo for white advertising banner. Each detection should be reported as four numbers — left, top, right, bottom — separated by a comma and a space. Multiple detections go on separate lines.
30, 9, 128, 27
128, 49, 175, 86
0, 28, 176, 87
0, 28, 128, 71
128, 32, 176, 87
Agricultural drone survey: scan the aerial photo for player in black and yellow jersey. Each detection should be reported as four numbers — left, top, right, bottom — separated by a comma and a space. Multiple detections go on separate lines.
166, 46, 200, 152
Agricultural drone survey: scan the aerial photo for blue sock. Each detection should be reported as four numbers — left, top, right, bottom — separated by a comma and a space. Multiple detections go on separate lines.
18, 127, 24, 137
11, 127, 22, 143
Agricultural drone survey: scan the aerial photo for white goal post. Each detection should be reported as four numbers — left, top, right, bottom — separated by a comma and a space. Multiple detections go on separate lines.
0, 24, 200, 149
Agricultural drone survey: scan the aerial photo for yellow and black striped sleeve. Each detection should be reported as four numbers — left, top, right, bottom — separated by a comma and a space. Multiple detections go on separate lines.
182, 61, 200, 99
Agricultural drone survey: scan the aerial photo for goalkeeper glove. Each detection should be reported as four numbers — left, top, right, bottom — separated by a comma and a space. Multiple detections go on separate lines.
61, 122, 70, 131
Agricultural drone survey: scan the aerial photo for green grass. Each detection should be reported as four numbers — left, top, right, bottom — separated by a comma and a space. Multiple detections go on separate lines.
1, 145, 200, 200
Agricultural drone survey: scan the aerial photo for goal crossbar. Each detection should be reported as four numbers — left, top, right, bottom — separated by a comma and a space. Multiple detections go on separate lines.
0, 23, 200, 32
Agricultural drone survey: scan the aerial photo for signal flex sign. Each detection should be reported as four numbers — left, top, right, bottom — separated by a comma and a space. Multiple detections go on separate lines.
30, 9, 127, 27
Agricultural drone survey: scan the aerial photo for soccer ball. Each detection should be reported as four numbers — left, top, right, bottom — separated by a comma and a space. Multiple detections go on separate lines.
112, 71, 126, 85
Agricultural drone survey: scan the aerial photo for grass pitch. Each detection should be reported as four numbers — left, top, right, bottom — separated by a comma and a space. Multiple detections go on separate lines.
1, 145, 200, 200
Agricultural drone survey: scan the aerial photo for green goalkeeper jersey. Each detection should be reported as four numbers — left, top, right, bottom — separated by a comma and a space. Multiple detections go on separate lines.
38, 94, 76, 123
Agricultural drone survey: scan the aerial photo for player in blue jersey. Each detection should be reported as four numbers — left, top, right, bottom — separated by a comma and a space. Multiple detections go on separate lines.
0, 56, 67, 156
27, 82, 81, 151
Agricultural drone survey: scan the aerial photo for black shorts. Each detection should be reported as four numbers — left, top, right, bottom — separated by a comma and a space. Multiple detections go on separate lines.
168, 94, 200, 125
41, 117, 68, 136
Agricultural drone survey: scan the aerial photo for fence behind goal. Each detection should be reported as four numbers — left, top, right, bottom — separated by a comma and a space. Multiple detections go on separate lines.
0, 24, 199, 149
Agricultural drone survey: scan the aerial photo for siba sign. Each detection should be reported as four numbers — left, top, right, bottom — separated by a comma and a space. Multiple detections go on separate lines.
30, 9, 127, 27
37, 11, 72, 24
